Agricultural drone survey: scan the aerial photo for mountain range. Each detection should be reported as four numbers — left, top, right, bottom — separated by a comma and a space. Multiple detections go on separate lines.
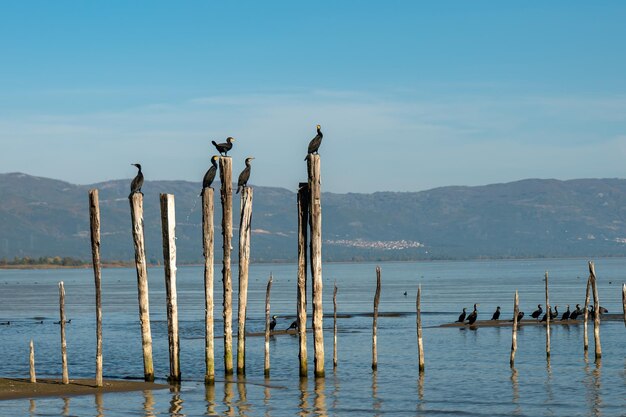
2, 172, 626, 263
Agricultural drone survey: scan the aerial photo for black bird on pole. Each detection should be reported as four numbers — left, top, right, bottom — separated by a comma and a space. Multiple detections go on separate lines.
491, 306, 501, 321
212, 137, 235, 156
304, 124, 323, 160
200, 155, 220, 194
129, 163, 144, 198
236, 157, 255, 194
531, 304, 543, 322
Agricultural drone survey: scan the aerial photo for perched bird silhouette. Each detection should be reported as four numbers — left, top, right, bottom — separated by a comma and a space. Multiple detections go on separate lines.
531, 304, 543, 321
270, 315, 277, 332
466, 304, 479, 325
129, 164, 144, 198
456, 308, 467, 323
570, 304, 583, 320
212, 137, 235, 156
491, 306, 501, 321
509, 311, 525, 322
200, 155, 220, 195
561, 305, 571, 321
304, 125, 323, 160
236, 157, 255, 194
286, 320, 298, 331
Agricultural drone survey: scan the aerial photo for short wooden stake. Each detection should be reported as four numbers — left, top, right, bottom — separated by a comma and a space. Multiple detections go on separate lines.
622, 283, 626, 328
58, 281, 69, 384
29, 339, 36, 383
219, 157, 234, 375
237, 187, 253, 375
544, 271, 550, 358
160, 193, 180, 382
416, 284, 425, 373
589, 261, 602, 359
372, 266, 381, 370
88, 189, 103, 387
201, 187, 215, 384
583, 274, 591, 352
297, 183, 309, 377
307, 154, 325, 377
129, 193, 154, 381
264, 274, 273, 377
510, 290, 519, 368
333, 282, 338, 369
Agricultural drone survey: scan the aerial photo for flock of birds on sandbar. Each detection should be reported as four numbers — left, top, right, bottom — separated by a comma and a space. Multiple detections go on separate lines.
128, 125, 324, 198
454, 303, 609, 325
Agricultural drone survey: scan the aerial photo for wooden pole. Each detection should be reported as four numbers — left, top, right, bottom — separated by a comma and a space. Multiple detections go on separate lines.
544, 271, 550, 358
58, 281, 69, 384
129, 193, 154, 381
333, 282, 338, 369
219, 157, 234, 375
29, 339, 36, 383
160, 193, 180, 382
372, 266, 381, 370
264, 274, 273, 377
202, 187, 215, 384
622, 283, 626, 328
307, 154, 325, 377
88, 189, 103, 387
589, 261, 602, 359
416, 284, 425, 373
297, 182, 309, 378
510, 290, 519, 368
237, 187, 253, 375
583, 274, 591, 352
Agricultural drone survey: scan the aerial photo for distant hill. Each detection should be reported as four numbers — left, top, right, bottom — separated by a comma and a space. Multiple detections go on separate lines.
2, 172, 626, 263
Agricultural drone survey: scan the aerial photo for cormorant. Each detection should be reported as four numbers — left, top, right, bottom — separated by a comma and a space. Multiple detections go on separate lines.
588, 305, 595, 320
540, 311, 549, 322
0, 321, 9, 325
212, 137, 235, 156
455, 308, 467, 323
54, 319, 71, 325
466, 304, 479, 325
491, 306, 501, 321
599, 306, 608, 314
550, 305, 559, 320
403, 291, 408, 296
200, 155, 220, 194
517, 311, 525, 321
236, 157, 255, 194
570, 304, 582, 320
270, 315, 277, 332
304, 125, 323, 160
531, 304, 543, 321
129, 163, 144, 198
561, 305, 571, 321
286, 320, 298, 331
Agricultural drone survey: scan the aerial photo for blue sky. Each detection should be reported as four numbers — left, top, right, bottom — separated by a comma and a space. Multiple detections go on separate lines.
1, 2, 626, 192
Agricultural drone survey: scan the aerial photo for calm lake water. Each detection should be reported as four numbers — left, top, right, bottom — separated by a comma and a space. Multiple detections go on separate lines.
1, 258, 625, 416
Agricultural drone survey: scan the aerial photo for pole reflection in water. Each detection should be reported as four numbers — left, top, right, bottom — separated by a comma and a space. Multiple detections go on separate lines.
331, 370, 340, 410
510, 367, 521, 416
143, 389, 156, 417
205, 381, 216, 416
62, 397, 70, 416
314, 377, 327, 416
169, 384, 184, 416
95, 392, 104, 417
299, 377, 309, 417
585, 358, 603, 417
371, 371, 381, 415
224, 375, 235, 416
545, 357, 554, 407
264, 377, 272, 417
28, 399, 35, 417
416, 372, 425, 415
236, 379, 250, 416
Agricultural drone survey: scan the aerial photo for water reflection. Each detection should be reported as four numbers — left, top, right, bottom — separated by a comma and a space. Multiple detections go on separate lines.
298, 377, 309, 417
510, 368, 522, 416
205, 382, 216, 416
143, 389, 156, 417
169, 384, 184, 416
545, 357, 554, 414
314, 377, 327, 416
236, 379, 250, 416
371, 371, 381, 416
62, 397, 70, 416
224, 376, 235, 416
585, 358, 603, 417
264, 377, 272, 417
95, 392, 104, 417
28, 399, 36, 417
416, 372, 425, 416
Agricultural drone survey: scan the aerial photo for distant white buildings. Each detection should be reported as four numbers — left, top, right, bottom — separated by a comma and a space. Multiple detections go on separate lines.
325, 238, 423, 251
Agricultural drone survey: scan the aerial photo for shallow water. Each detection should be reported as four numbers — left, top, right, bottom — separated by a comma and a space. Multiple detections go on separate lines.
0, 258, 625, 416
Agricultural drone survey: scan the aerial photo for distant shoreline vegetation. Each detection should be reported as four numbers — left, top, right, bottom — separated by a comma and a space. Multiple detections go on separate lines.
0, 256, 132, 269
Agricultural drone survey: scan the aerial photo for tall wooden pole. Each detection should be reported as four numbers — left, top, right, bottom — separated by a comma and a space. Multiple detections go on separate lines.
297, 182, 309, 377
510, 290, 519, 368
588, 261, 602, 359
160, 193, 180, 382
237, 187, 253, 376
307, 154, 325, 378
416, 284, 425, 373
583, 275, 591, 352
58, 281, 69, 384
622, 283, 626, 327
544, 271, 550, 358
29, 340, 36, 383
372, 266, 381, 370
264, 274, 273, 377
129, 193, 154, 381
219, 157, 234, 375
333, 283, 338, 369
202, 187, 215, 384
88, 189, 103, 387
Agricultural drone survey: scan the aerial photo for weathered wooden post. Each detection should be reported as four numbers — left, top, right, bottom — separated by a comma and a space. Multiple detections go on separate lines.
510, 290, 519, 368
264, 274, 273, 377
160, 193, 180, 382
219, 156, 234, 375
58, 281, 69, 384
307, 154, 325, 377
297, 182, 309, 377
333, 282, 338, 369
88, 189, 103, 387
588, 261, 602, 359
201, 187, 215, 384
237, 186, 253, 376
416, 284, 425, 373
544, 271, 550, 358
583, 275, 591, 352
622, 283, 626, 327
129, 193, 154, 381
29, 340, 36, 383
372, 266, 381, 370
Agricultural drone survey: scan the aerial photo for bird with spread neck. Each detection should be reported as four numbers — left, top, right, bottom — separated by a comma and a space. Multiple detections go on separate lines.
455, 308, 467, 323
129, 163, 144, 198
466, 304, 479, 325
200, 155, 220, 195
212, 137, 235, 156
237, 157, 255, 194
491, 306, 501, 321
304, 124, 323, 160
